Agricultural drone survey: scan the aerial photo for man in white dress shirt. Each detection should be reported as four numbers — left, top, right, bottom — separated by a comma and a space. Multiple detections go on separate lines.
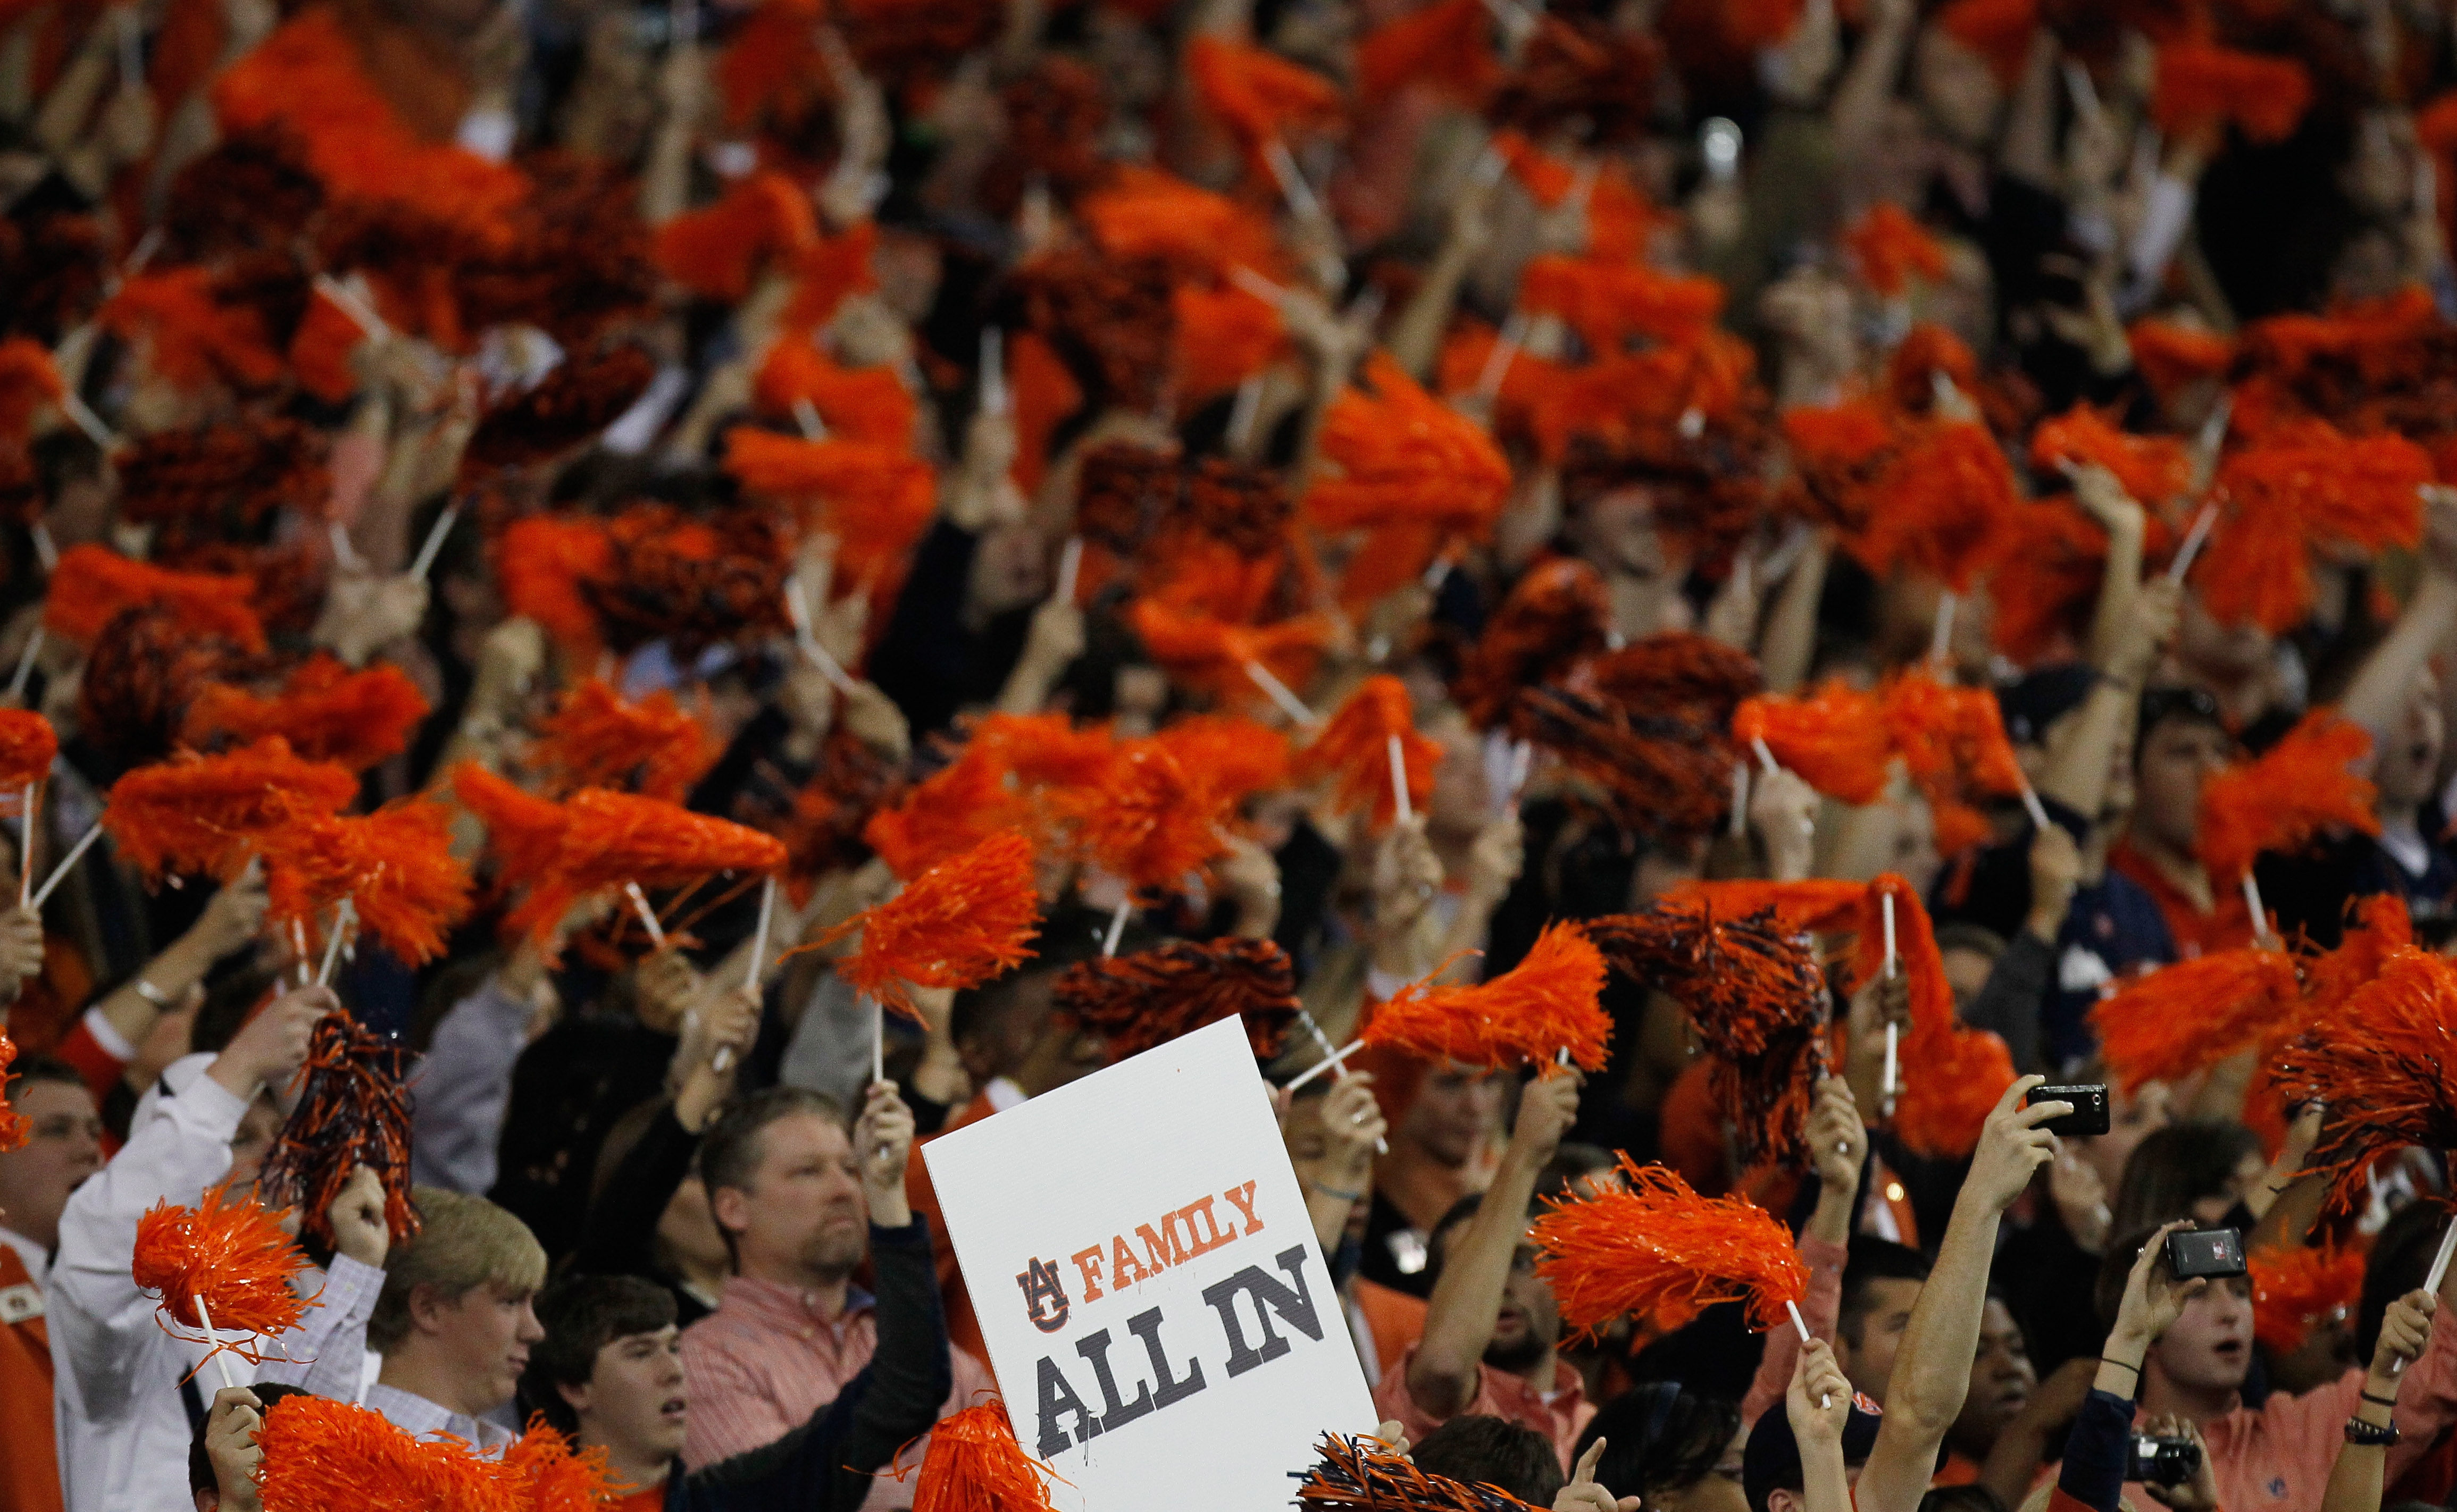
47, 986, 391, 1512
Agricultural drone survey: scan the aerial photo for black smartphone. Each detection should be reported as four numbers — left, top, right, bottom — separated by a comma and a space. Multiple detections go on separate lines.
2126, 1434, 2201, 1487
2166, 1227, 2247, 1280
2026, 1083, 2110, 1137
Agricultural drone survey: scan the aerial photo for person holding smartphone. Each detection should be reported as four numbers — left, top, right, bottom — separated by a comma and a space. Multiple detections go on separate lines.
2074, 1221, 2451, 1512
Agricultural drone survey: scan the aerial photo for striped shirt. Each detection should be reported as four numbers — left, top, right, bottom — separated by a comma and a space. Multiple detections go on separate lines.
680, 1272, 992, 1512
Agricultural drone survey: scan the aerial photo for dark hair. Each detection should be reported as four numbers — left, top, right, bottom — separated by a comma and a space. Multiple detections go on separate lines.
2110, 1122, 2261, 1238
2134, 687, 2228, 763
7, 1051, 87, 1095
698, 1087, 846, 1263
1410, 1415, 1566, 1505
1575, 1383, 1741, 1500
522, 1275, 679, 1435
1839, 1239, 1931, 1348
2359, 1200, 2448, 1363
187, 1382, 311, 1497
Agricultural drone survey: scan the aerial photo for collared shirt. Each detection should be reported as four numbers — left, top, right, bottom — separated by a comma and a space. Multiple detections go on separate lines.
48, 1059, 383, 1512
1372, 1344, 1595, 1471
364, 1382, 520, 1452
680, 1273, 991, 1512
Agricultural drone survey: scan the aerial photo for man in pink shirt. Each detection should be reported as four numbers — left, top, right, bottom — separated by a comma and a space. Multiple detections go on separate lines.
2089, 1221, 2457, 1512
679, 1082, 990, 1505
1372, 1071, 1592, 1468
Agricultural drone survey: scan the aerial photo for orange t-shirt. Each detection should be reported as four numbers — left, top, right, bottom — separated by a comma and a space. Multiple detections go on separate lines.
0, 1245, 61, 1512
2109, 840, 2257, 960
610, 1483, 667, 1511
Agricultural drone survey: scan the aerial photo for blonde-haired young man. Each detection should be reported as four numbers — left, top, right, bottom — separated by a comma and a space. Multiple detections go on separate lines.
366, 1187, 548, 1449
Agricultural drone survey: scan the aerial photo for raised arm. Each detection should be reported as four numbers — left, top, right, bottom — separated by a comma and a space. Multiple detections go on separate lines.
2329, 1289, 2439, 1512
1856, 1077, 2062, 1512
1405, 1071, 1580, 1418
1742, 1078, 1862, 1426
2342, 489, 2457, 760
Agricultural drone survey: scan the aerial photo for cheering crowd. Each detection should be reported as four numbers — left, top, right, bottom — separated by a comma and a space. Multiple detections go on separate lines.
9, 0, 2457, 1507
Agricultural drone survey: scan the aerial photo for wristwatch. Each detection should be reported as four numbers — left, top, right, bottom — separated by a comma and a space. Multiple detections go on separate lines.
2345, 1416, 2400, 1447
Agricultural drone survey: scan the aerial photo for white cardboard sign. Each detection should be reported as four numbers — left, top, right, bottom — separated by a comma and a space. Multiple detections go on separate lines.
922, 1015, 1377, 1511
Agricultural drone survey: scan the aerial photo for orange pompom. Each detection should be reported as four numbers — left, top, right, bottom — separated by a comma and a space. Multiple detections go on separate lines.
0, 709, 57, 791
500, 1416, 623, 1512
1149, 713, 1292, 808
1893, 1015, 2019, 1162
817, 830, 1041, 1018
2153, 41, 2312, 146
0, 337, 63, 440
45, 543, 266, 652
1531, 1156, 1808, 1337
2197, 711, 2378, 885
2274, 948, 2457, 1213
1363, 920, 1610, 1073
1297, 675, 1441, 827
864, 744, 1032, 881
778, 222, 879, 338
1511, 685, 1737, 841
752, 343, 916, 450
509, 789, 788, 943
2251, 1244, 2367, 1355
2129, 320, 2236, 398
1517, 255, 1724, 356
99, 268, 283, 391
183, 657, 429, 772
1844, 203, 1947, 298
1355, 0, 1498, 107
495, 514, 614, 656
1185, 35, 1344, 169
1987, 502, 2116, 667
650, 172, 820, 303
721, 427, 937, 593
904, 1399, 1058, 1512
288, 283, 367, 405
0, 1028, 27, 1150
104, 738, 358, 882
254, 1392, 507, 1512
1734, 683, 1894, 805
1063, 740, 1236, 898
1172, 282, 1289, 408
1452, 558, 1611, 730
2302, 893, 2413, 1022
1491, 129, 1576, 206
1882, 671, 2026, 850
261, 801, 473, 966
1055, 936, 1302, 1062
1781, 398, 1904, 531
1305, 355, 1511, 540
452, 762, 571, 887
2030, 405, 2192, 505
1846, 421, 2017, 593
2202, 419, 2431, 631
2092, 949, 2303, 1091
1076, 166, 1284, 281
1126, 595, 1335, 710
132, 1182, 311, 1362
1937, 0, 2037, 84
530, 679, 717, 802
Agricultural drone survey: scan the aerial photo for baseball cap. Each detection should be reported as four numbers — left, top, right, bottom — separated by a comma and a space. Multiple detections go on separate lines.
1742, 1392, 1884, 1512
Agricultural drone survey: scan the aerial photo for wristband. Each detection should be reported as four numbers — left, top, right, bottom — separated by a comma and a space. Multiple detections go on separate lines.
2099, 1356, 2141, 1377
133, 977, 172, 1009
2345, 1417, 2400, 1447
2362, 1390, 2399, 1408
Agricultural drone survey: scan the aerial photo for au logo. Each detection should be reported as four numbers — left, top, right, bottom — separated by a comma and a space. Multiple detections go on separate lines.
1016, 1257, 1071, 1333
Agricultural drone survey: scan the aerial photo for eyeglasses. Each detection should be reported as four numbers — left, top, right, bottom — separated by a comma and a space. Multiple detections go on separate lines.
2138, 686, 2224, 735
